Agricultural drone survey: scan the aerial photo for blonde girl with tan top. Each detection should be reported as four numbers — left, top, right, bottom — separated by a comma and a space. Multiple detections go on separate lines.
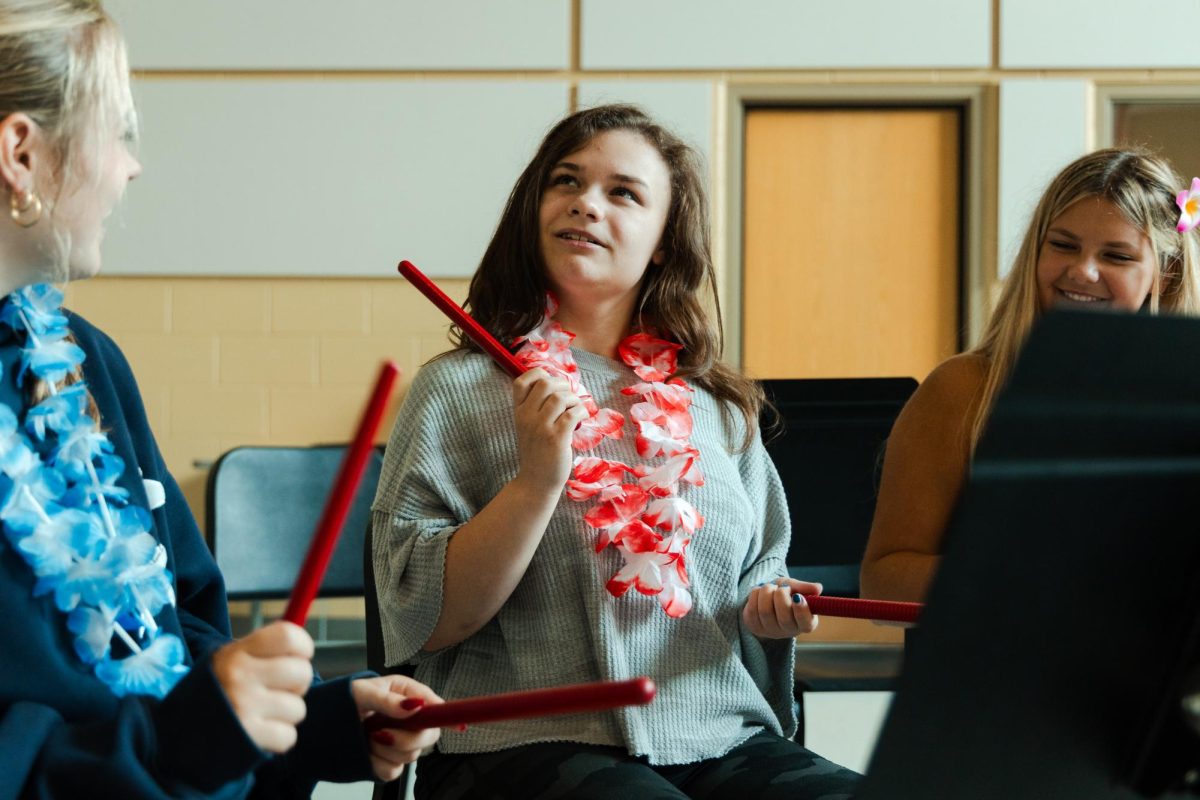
861, 148, 1200, 603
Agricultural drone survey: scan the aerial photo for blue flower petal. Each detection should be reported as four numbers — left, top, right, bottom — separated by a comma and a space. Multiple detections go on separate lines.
2, 285, 70, 338
50, 424, 110, 476
112, 505, 152, 539
26, 384, 89, 441
14, 508, 94, 578
68, 606, 117, 663
94, 633, 188, 698
54, 552, 121, 612
2, 466, 66, 517
19, 339, 85, 387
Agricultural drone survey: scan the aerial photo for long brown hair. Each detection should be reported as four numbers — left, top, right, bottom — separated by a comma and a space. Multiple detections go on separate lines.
453, 103, 764, 447
968, 147, 1200, 449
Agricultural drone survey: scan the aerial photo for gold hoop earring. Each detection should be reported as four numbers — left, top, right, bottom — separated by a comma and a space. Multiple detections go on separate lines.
10, 188, 43, 228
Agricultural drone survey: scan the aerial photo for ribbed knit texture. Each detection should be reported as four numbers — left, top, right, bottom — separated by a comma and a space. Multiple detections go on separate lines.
371, 348, 795, 765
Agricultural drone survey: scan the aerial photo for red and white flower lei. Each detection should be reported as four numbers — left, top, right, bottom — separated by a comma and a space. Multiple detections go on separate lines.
513, 296, 704, 618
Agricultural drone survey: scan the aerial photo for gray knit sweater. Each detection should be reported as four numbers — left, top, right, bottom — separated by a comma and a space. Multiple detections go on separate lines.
370, 348, 796, 765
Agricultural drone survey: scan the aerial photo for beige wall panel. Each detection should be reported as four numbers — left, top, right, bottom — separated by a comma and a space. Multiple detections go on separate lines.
63, 276, 471, 531
107, 0, 569, 70
742, 109, 961, 382
104, 79, 568, 278
581, 0, 989, 69
1001, 0, 1200, 68
998, 80, 1089, 276
577, 82, 714, 167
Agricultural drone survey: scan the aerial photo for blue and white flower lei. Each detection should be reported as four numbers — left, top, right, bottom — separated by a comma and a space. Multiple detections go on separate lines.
0, 284, 187, 698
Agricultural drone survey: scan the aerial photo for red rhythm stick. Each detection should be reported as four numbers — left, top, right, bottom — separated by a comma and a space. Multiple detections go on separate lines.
805, 595, 922, 625
365, 677, 656, 732
397, 260, 525, 379
283, 361, 401, 626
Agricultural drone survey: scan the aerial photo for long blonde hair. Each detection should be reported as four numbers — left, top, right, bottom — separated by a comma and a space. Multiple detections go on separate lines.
0, 0, 130, 408
968, 148, 1200, 449
0, 0, 133, 276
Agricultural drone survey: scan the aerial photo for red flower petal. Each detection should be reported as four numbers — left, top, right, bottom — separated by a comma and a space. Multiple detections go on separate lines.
566, 457, 633, 501
634, 452, 696, 496
618, 333, 682, 382
572, 408, 624, 451
643, 496, 703, 534
659, 579, 693, 617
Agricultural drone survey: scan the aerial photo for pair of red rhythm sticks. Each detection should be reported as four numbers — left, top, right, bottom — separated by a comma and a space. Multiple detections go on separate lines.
279, 259, 922, 732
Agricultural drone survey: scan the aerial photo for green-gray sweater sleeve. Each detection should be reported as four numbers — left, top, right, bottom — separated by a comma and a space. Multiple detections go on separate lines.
736, 431, 798, 738
370, 354, 512, 666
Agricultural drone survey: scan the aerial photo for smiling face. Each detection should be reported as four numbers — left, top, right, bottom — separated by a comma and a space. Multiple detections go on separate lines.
1036, 195, 1157, 313
538, 129, 671, 320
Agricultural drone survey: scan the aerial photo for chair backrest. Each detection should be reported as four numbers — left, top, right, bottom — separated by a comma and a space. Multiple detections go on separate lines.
206, 445, 383, 601
760, 377, 917, 597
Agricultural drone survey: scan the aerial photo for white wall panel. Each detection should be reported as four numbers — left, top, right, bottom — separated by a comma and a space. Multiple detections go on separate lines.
577, 82, 713, 168
107, 0, 569, 70
581, 0, 989, 69
998, 80, 1090, 276
1002, 0, 1200, 68
103, 80, 569, 277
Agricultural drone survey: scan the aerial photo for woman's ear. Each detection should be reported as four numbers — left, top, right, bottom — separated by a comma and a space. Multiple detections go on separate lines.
0, 112, 42, 194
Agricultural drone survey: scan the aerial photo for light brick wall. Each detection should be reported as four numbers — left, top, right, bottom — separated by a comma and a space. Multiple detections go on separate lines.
63, 277, 470, 532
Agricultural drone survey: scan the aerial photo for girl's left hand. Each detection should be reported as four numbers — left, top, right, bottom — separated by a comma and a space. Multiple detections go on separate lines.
742, 578, 823, 639
350, 674, 444, 782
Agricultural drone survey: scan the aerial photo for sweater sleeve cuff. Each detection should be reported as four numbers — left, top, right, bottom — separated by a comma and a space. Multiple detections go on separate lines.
372, 510, 459, 666
740, 557, 788, 595
153, 655, 264, 794
280, 672, 377, 786
738, 557, 798, 738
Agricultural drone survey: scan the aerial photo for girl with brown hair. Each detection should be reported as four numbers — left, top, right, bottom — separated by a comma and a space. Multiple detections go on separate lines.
372, 104, 858, 799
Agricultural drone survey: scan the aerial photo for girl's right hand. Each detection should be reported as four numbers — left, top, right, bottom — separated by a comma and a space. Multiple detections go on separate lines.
211, 621, 315, 754
512, 367, 589, 493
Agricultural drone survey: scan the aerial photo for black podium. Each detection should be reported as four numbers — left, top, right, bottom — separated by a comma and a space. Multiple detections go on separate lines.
858, 311, 1200, 800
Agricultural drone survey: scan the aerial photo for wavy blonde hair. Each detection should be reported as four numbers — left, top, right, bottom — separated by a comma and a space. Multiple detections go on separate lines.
968, 148, 1200, 449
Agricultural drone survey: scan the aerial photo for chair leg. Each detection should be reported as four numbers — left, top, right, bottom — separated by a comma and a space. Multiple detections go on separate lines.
793, 683, 807, 745
250, 600, 264, 630
370, 760, 416, 800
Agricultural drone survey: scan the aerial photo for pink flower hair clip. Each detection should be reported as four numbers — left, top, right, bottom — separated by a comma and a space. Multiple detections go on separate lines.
1177, 177, 1200, 233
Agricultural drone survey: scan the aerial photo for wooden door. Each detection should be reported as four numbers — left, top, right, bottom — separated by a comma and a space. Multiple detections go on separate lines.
742, 107, 961, 381
742, 107, 962, 644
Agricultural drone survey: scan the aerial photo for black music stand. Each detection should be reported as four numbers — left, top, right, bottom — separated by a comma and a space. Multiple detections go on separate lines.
760, 377, 917, 597
858, 311, 1200, 800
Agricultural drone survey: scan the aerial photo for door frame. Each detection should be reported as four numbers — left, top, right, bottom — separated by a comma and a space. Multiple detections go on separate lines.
1094, 83, 1200, 146
718, 83, 993, 367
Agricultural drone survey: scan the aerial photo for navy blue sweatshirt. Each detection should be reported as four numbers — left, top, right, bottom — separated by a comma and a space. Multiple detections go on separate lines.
0, 309, 374, 799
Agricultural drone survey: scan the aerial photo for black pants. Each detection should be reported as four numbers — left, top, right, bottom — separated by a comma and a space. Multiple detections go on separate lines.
414, 731, 859, 800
